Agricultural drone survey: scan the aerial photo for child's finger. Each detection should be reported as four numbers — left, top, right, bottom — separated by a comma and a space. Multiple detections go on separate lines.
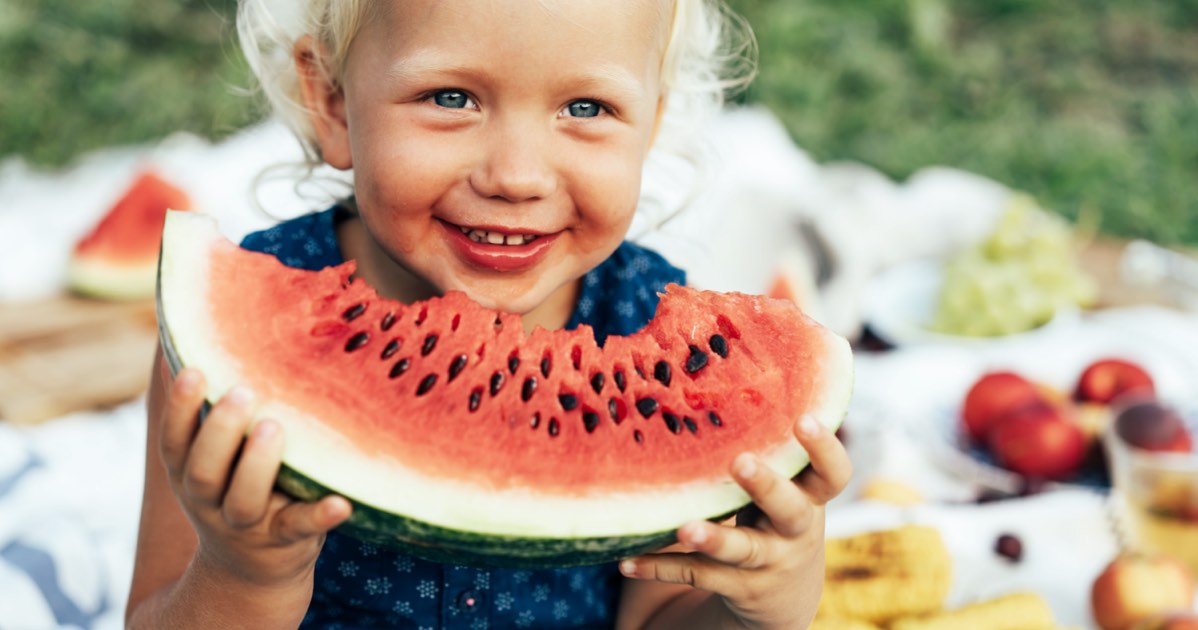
619, 552, 738, 596
732, 452, 813, 539
676, 520, 774, 569
160, 368, 207, 477
272, 495, 352, 544
181, 386, 256, 506
793, 414, 853, 505
220, 419, 285, 529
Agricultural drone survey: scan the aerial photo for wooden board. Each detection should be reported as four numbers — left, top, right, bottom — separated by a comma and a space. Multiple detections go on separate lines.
1079, 238, 1189, 309
0, 296, 158, 424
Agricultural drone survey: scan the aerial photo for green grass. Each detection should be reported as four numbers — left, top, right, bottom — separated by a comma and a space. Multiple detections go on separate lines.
2, 0, 1196, 247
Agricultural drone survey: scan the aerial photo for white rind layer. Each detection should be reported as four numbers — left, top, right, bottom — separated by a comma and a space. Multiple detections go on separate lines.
68, 256, 157, 300
159, 211, 853, 539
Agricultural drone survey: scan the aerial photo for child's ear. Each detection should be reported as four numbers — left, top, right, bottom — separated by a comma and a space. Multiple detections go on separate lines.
294, 35, 352, 169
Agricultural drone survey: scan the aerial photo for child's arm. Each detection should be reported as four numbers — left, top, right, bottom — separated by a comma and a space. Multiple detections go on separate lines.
124, 349, 351, 630
615, 414, 852, 630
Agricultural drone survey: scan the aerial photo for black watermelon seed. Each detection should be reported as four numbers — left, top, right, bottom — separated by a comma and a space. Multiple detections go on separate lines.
548, 418, 560, 437
709, 334, 728, 358
683, 416, 699, 433
468, 388, 482, 411
614, 370, 627, 392
380, 312, 396, 331
448, 354, 468, 381
342, 303, 367, 321
590, 373, 605, 394
634, 429, 644, 444
635, 398, 658, 418
558, 393, 578, 411
608, 398, 620, 422
540, 355, 552, 378
635, 365, 646, 379
489, 371, 505, 396
381, 339, 401, 360
345, 332, 370, 352
653, 361, 672, 386
389, 358, 411, 378
508, 354, 520, 374
571, 346, 582, 370
663, 411, 682, 434
421, 334, 438, 356
685, 345, 709, 374
521, 376, 537, 401
583, 411, 600, 433
416, 374, 437, 396
530, 412, 541, 429
707, 411, 723, 427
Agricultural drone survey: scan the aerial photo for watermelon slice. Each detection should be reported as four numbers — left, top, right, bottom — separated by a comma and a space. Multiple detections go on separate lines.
68, 171, 192, 300
157, 210, 854, 567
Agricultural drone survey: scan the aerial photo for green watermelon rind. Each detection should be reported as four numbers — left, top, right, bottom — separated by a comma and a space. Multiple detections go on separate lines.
275, 465, 688, 568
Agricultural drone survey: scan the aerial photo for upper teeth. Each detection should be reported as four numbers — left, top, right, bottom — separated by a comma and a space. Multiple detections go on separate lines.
459, 226, 538, 246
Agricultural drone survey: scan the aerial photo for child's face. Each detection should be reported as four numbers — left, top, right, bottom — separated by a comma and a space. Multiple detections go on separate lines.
306, 0, 671, 317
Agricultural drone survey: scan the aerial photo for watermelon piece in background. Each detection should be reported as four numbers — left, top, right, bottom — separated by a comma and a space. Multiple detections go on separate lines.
67, 170, 192, 300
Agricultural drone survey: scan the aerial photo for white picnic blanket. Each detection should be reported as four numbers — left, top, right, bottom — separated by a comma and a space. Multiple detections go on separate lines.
2, 107, 1195, 629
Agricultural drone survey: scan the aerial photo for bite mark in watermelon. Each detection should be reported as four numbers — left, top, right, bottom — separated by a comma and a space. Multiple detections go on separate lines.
156, 210, 854, 567
68, 171, 192, 300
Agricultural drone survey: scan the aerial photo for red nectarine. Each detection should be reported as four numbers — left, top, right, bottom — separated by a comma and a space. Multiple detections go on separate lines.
962, 371, 1049, 444
1091, 552, 1196, 630
1076, 358, 1156, 405
987, 402, 1086, 479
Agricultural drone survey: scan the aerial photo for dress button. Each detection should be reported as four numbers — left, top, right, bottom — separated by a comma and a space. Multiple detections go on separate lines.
457, 589, 482, 612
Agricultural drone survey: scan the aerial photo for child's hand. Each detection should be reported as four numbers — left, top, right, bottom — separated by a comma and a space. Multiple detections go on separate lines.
619, 415, 852, 630
161, 368, 352, 591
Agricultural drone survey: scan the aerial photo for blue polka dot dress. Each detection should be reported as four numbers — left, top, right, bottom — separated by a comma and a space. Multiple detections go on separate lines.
240, 205, 686, 629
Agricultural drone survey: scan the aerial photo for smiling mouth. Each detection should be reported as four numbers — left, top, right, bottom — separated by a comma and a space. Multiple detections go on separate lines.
456, 225, 542, 246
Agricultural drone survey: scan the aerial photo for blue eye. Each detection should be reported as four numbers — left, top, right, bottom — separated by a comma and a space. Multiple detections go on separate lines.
565, 100, 603, 118
431, 90, 473, 109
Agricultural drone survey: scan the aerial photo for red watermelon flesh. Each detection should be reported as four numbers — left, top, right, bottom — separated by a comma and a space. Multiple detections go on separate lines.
157, 210, 854, 566
68, 170, 192, 299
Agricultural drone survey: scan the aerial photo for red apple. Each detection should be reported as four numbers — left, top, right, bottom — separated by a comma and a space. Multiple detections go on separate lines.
1115, 401, 1193, 454
1091, 552, 1196, 630
987, 402, 1087, 479
962, 371, 1049, 444
1076, 358, 1156, 405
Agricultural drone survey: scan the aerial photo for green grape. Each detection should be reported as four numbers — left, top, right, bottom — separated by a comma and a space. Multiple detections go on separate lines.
930, 194, 1095, 337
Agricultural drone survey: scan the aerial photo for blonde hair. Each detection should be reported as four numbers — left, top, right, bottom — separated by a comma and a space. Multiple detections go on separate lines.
237, 0, 755, 190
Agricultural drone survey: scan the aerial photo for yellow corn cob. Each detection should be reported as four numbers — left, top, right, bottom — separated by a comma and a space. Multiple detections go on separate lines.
808, 616, 883, 630
888, 592, 1059, 630
817, 525, 952, 624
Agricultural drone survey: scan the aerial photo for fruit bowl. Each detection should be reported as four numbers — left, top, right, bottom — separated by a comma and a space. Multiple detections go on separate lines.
1105, 408, 1198, 575
862, 259, 1079, 348
925, 403, 1111, 497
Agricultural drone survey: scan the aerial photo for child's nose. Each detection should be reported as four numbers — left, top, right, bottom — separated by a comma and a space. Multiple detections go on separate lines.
469, 122, 558, 203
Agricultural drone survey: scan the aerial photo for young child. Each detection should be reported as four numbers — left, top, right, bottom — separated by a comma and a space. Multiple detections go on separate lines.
125, 1, 853, 628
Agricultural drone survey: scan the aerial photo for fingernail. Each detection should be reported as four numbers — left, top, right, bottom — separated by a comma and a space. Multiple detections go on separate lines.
798, 415, 821, 438
736, 454, 757, 480
254, 419, 277, 440
176, 370, 200, 393
227, 386, 255, 407
619, 560, 637, 577
685, 523, 707, 546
